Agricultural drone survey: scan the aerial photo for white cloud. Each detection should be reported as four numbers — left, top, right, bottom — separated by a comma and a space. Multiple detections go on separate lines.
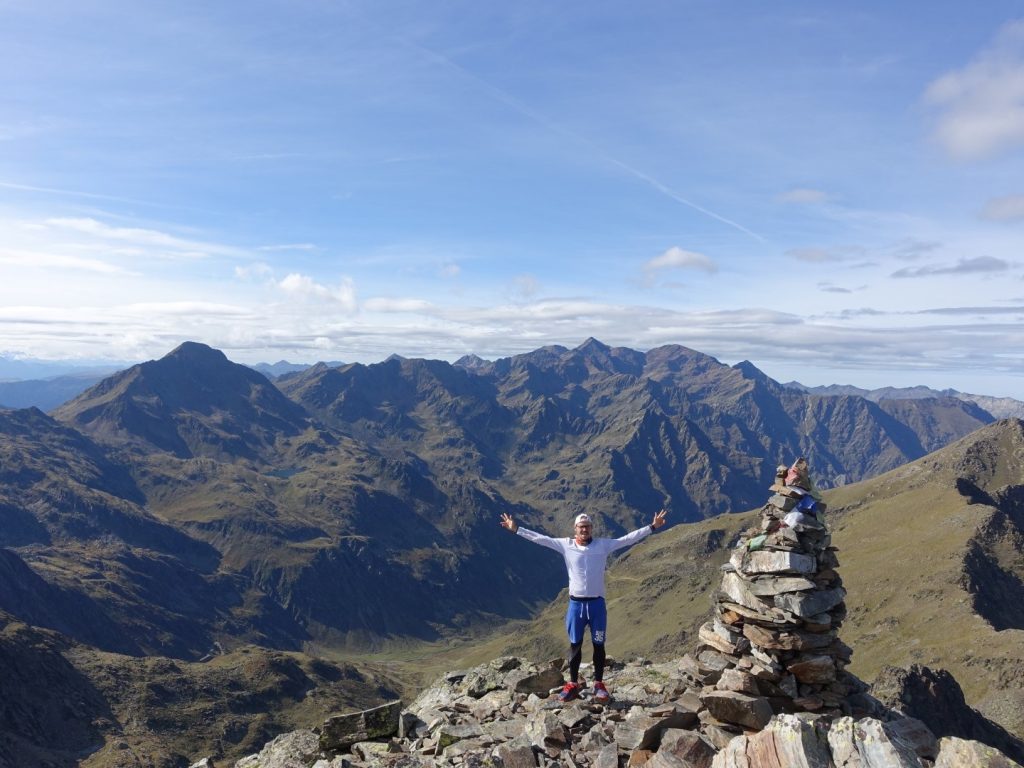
363, 298, 434, 312
924, 20, 1024, 160
980, 195, 1024, 221
439, 262, 461, 278
0, 247, 129, 274
118, 302, 251, 317
777, 188, 829, 204
257, 243, 318, 252
512, 274, 541, 299
278, 273, 357, 312
44, 217, 240, 258
644, 246, 717, 274
235, 263, 275, 280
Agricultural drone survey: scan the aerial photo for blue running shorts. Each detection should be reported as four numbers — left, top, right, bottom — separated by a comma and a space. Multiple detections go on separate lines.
566, 597, 607, 644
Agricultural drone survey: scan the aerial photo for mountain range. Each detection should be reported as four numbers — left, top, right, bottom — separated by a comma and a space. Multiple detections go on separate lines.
786, 380, 1024, 420
0, 339, 1020, 765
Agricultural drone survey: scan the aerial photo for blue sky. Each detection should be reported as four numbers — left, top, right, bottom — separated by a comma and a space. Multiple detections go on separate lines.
2, 1, 1024, 397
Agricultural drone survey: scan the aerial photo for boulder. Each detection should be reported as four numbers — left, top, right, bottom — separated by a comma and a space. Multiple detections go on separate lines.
511, 667, 565, 696
525, 710, 569, 754
869, 665, 1024, 765
827, 717, 925, 767
700, 691, 773, 730
752, 714, 832, 767
934, 736, 1024, 767
645, 728, 716, 768
244, 729, 321, 768
320, 701, 402, 753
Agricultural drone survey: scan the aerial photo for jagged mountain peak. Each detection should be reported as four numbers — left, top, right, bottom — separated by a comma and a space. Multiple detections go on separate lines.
164, 340, 230, 367
52, 343, 309, 460
575, 336, 610, 353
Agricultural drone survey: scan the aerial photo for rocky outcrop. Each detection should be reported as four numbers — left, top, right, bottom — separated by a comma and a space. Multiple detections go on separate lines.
869, 665, 1024, 764
209, 655, 1021, 768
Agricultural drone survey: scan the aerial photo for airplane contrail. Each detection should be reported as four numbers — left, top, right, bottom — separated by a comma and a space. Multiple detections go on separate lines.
399, 36, 766, 243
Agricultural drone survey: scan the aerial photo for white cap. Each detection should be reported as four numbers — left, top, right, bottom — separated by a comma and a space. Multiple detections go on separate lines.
574, 513, 592, 525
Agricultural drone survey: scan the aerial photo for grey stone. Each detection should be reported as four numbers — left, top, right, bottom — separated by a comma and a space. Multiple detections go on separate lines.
745, 550, 816, 575
321, 701, 402, 753
715, 670, 759, 695
774, 587, 846, 618
494, 743, 538, 768
827, 716, 925, 767
787, 655, 836, 685
629, 749, 656, 768
698, 622, 747, 655
709, 736, 750, 768
524, 710, 568, 753
482, 719, 524, 742
720, 573, 773, 613
351, 740, 396, 761
700, 691, 773, 730
745, 576, 817, 596
745, 713, 832, 767
742, 624, 835, 652
645, 729, 715, 768
883, 717, 938, 760
435, 722, 484, 750
511, 668, 565, 697
592, 743, 619, 768
246, 729, 321, 768
702, 724, 741, 751
934, 736, 1022, 767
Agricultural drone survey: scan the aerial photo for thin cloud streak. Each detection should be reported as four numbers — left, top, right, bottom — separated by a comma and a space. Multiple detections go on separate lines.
393, 32, 765, 243
891, 256, 1010, 278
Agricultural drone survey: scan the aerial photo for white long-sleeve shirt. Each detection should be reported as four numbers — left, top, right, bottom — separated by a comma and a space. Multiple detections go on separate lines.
516, 525, 653, 598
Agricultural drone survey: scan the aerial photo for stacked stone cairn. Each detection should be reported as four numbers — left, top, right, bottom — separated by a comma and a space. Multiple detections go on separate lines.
689, 457, 854, 742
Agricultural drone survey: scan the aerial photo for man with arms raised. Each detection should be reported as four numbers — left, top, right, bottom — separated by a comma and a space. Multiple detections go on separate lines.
500, 508, 668, 703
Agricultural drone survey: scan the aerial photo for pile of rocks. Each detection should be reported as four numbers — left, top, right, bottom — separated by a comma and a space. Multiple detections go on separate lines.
686, 460, 855, 742
201, 655, 1018, 768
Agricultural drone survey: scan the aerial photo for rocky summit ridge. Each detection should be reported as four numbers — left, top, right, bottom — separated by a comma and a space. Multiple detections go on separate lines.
192, 465, 1024, 768
204, 654, 1022, 768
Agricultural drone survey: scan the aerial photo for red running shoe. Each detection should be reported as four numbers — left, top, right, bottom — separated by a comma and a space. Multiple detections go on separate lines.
557, 681, 581, 702
592, 681, 610, 704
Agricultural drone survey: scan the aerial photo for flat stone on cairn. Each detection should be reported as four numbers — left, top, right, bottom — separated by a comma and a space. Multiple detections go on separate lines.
690, 457, 854, 738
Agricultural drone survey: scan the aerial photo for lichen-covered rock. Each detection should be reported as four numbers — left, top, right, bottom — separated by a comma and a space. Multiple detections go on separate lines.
700, 691, 773, 730
645, 728, 715, 768
236, 729, 321, 768
934, 737, 1023, 768
320, 701, 401, 753
827, 717, 925, 767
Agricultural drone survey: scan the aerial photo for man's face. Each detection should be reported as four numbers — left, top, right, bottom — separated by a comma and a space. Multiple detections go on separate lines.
574, 522, 593, 544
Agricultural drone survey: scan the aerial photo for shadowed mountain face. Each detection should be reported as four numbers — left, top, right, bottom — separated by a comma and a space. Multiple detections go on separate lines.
0, 338, 996, 658
281, 339, 992, 528
53, 342, 310, 461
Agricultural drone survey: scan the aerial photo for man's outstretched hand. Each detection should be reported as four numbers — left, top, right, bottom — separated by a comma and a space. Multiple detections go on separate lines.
500, 513, 518, 533
651, 508, 668, 529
